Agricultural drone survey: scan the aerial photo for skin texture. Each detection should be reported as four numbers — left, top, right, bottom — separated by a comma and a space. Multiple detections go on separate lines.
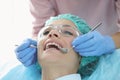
112, 32, 120, 48
37, 19, 81, 80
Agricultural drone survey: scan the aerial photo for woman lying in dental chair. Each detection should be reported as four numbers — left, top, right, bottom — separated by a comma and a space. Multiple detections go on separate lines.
1, 14, 120, 80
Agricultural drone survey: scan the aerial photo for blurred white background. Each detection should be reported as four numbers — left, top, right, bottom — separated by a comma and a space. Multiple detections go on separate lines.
0, 0, 33, 72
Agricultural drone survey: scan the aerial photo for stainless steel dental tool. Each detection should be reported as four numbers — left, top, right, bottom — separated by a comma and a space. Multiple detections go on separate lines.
15, 44, 37, 48
59, 22, 102, 53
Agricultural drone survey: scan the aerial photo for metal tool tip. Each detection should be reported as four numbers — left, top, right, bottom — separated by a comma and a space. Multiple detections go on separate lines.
60, 48, 68, 53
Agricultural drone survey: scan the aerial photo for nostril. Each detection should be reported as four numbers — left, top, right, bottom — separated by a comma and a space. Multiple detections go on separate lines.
48, 30, 60, 38
49, 34, 52, 37
49, 34, 58, 37
54, 34, 58, 37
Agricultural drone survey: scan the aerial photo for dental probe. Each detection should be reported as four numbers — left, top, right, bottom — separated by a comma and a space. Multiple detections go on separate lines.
60, 22, 102, 53
15, 44, 37, 48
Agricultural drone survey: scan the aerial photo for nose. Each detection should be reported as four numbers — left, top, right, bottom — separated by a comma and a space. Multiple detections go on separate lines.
48, 30, 60, 38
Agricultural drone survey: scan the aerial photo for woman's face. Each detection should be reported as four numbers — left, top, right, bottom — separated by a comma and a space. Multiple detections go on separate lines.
37, 19, 81, 68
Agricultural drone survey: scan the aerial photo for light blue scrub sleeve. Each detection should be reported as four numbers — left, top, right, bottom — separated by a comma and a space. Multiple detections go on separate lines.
0, 64, 41, 80
83, 49, 120, 80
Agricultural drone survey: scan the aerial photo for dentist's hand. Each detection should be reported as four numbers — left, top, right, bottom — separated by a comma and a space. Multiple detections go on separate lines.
72, 31, 116, 56
15, 38, 37, 67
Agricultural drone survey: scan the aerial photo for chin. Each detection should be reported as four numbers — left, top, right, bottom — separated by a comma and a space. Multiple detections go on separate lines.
38, 53, 61, 64
39, 59, 61, 67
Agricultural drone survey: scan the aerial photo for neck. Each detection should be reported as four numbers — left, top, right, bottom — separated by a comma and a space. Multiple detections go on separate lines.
41, 65, 77, 80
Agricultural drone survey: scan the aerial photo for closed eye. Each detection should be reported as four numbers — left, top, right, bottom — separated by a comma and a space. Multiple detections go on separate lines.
62, 30, 73, 36
43, 30, 50, 35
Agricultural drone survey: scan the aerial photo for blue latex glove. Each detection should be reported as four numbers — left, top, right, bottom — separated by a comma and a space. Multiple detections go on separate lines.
72, 31, 116, 56
15, 38, 37, 67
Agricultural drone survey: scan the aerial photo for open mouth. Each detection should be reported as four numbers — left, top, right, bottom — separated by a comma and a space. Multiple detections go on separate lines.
44, 42, 62, 51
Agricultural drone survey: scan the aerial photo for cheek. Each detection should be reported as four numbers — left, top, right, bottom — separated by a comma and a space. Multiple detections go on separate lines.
65, 37, 74, 46
70, 53, 80, 67
37, 39, 45, 59
70, 52, 79, 61
62, 52, 80, 68
37, 36, 46, 51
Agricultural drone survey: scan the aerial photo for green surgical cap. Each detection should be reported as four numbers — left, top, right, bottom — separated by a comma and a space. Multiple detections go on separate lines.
40, 14, 100, 78
45, 14, 91, 34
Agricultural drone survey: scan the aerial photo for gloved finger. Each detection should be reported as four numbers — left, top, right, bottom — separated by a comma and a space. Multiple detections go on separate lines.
74, 38, 95, 50
80, 50, 100, 56
19, 48, 36, 63
15, 39, 32, 52
23, 54, 37, 67
16, 47, 34, 59
29, 39, 37, 46
72, 32, 93, 47
23, 58, 34, 67
19, 56, 34, 67
75, 45, 95, 53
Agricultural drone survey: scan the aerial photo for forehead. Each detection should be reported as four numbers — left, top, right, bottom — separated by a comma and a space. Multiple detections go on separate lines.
48, 19, 76, 28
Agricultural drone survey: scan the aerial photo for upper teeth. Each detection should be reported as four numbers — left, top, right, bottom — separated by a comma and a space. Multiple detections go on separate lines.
46, 42, 61, 49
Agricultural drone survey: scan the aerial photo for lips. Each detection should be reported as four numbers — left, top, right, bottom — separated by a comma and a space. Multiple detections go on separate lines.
44, 41, 63, 51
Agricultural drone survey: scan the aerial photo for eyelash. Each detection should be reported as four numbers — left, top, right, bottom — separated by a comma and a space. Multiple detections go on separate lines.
43, 30, 74, 36
62, 31, 73, 35
43, 30, 50, 35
